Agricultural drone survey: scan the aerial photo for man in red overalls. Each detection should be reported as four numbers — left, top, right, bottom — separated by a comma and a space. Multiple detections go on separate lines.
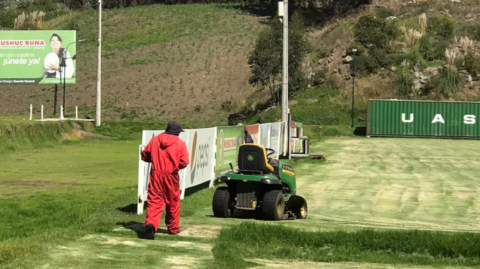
141, 120, 189, 240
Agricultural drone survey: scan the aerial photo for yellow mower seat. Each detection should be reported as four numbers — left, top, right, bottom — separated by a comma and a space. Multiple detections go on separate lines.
238, 144, 274, 174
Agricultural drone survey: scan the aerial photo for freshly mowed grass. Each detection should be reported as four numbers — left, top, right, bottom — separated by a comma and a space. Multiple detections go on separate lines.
299, 137, 480, 232
2, 134, 480, 268
212, 222, 480, 269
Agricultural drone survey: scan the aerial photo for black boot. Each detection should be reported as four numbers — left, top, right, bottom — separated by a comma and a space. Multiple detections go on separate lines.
145, 224, 155, 240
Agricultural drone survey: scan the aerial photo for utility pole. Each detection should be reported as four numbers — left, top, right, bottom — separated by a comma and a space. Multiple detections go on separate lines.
96, 0, 102, 127
280, 0, 288, 123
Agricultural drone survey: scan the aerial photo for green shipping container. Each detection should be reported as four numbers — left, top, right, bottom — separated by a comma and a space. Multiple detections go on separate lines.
368, 100, 480, 138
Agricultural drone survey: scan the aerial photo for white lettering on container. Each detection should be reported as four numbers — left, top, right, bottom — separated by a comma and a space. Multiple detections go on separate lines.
402, 113, 414, 123
432, 114, 445, 124
464, 115, 476, 124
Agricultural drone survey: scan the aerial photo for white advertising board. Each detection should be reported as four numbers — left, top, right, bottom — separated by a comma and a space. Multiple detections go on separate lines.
183, 128, 217, 190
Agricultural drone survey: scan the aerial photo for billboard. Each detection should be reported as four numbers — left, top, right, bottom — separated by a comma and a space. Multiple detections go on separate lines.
215, 126, 244, 177
245, 124, 260, 144
0, 30, 76, 84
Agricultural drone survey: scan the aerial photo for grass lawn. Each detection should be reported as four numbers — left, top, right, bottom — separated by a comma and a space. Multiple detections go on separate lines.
1, 134, 480, 268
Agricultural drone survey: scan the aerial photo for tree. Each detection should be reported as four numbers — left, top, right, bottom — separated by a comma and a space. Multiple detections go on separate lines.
248, 12, 309, 99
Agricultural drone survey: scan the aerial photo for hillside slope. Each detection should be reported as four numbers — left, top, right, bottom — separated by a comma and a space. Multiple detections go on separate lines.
0, 5, 265, 126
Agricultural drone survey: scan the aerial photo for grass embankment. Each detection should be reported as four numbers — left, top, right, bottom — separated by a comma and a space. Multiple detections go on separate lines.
0, 117, 74, 153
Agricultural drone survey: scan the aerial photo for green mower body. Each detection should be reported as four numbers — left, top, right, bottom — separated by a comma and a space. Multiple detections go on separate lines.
212, 144, 308, 220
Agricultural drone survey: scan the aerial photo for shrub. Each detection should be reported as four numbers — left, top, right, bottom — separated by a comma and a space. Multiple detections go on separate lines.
465, 52, 480, 79
375, 8, 394, 20
352, 55, 378, 77
389, 53, 406, 65
346, 42, 366, 56
428, 15, 455, 39
473, 24, 480, 41
354, 15, 398, 51
289, 71, 307, 97
396, 61, 414, 97
419, 35, 446, 61
0, 9, 17, 28
370, 49, 393, 68
431, 65, 464, 94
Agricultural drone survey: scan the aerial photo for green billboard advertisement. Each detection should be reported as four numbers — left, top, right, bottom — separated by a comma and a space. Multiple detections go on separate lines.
0, 30, 76, 85
215, 126, 244, 177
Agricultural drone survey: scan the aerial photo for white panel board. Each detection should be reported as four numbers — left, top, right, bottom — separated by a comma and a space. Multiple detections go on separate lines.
183, 128, 217, 190
259, 123, 271, 148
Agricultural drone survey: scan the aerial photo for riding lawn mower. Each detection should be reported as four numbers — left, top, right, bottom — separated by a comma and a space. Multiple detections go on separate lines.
212, 144, 308, 220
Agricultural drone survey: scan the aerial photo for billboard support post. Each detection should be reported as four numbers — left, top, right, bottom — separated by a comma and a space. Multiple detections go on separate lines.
53, 85, 58, 115
62, 65, 66, 114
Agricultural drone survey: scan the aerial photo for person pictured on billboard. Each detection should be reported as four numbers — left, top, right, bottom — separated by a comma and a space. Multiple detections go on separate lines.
43, 34, 75, 79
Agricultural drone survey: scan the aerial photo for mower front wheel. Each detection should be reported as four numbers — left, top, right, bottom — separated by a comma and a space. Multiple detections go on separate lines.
262, 190, 285, 220
296, 200, 308, 219
212, 187, 234, 218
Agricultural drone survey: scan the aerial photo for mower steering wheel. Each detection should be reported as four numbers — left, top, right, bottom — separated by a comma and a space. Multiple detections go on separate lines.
265, 148, 275, 157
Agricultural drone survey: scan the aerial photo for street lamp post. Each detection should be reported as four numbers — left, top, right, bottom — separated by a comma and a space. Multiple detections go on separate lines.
350, 48, 357, 128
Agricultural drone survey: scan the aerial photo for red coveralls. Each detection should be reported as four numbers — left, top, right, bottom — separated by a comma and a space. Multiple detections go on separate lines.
141, 133, 189, 234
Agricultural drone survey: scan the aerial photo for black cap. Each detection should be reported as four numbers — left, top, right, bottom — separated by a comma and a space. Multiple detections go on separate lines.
165, 120, 184, 136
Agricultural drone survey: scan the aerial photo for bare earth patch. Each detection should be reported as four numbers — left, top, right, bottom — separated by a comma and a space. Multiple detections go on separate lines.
40, 234, 213, 269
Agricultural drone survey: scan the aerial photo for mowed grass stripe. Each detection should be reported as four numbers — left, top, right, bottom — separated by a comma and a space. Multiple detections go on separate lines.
297, 137, 480, 232
213, 222, 480, 268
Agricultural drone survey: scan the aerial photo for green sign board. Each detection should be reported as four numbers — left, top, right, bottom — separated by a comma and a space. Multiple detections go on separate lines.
0, 30, 76, 84
215, 126, 244, 177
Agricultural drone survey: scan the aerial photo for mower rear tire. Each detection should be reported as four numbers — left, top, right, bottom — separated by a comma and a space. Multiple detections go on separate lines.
212, 187, 233, 218
262, 190, 285, 220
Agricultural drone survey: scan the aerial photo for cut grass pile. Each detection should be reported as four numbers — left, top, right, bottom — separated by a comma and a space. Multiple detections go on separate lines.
213, 222, 480, 269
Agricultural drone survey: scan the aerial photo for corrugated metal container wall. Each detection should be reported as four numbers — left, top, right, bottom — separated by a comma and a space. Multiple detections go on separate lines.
368, 100, 480, 138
